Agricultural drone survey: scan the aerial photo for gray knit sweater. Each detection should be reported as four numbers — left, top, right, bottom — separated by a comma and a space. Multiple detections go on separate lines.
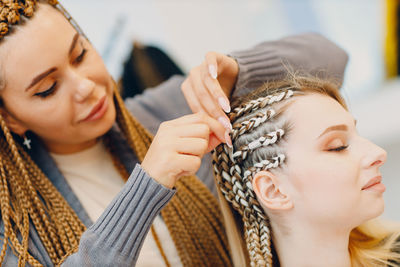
0, 33, 348, 266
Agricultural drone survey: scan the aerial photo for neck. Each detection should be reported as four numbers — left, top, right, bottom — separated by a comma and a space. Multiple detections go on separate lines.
46, 138, 99, 155
271, 220, 351, 267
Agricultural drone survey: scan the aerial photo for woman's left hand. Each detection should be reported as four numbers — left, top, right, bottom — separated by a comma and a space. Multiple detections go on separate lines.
181, 52, 239, 135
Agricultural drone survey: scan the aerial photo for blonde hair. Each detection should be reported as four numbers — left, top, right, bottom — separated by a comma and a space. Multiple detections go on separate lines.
213, 75, 400, 266
0, 1, 232, 266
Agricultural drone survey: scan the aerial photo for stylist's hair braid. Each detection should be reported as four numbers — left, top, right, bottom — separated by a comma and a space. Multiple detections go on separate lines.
0, 5, 87, 263
213, 85, 298, 267
0, 113, 86, 266
109, 85, 232, 267
0, 0, 59, 38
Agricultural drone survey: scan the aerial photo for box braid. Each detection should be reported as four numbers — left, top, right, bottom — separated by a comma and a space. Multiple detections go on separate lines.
214, 87, 294, 267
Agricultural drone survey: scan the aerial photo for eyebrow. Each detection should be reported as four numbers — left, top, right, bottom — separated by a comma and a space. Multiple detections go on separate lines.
317, 120, 357, 139
25, 33, 80, 92
25, 67, 57, 91
318, 124, 348, 139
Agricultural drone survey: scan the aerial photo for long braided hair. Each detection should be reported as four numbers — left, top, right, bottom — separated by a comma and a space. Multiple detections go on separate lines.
213, 76, 400, 267
0, 1, 231, 266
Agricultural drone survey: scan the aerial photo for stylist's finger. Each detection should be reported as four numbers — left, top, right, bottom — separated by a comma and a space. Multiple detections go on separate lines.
170, 112, 231, 147
189, 66, 231, 130
205, 52, 231, 113
181, 78, 202, 113
176, 138, 208, 156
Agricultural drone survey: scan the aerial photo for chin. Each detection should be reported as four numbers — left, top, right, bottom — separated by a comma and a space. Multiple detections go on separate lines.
89, 100, 117, 139
362, 199, 385, 224
100, 102, 117, 135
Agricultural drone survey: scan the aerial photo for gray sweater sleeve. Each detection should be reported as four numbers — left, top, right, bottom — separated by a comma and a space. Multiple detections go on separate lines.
231, 32, 348, 96
61, 164, 175, 266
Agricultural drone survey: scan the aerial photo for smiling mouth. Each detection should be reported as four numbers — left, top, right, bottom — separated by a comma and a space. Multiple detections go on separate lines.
80, 95, 108, 122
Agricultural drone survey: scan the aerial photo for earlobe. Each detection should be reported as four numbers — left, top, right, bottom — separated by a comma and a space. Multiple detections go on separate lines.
252, 171, 293, 211
0, 108, 28, 136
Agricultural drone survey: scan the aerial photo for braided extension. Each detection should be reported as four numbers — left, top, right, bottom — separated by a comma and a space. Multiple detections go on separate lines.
0, 113, 87, 266
213, 83, 297, 267
0, 0, 59, 38
231, 109, 276, 140
112, 84, 232, 267
232, 129, 284, 163
229, 90, 294, 122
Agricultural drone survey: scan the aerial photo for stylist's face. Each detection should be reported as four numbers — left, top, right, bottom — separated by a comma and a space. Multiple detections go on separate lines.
0, 4, 116, 154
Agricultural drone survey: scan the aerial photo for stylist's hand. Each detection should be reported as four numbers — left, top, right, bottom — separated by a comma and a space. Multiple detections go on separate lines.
181, 52, 239, 141
141, 113, 226, 188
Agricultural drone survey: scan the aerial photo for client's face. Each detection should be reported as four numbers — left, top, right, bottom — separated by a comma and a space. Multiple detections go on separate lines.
279, 93, 386, 229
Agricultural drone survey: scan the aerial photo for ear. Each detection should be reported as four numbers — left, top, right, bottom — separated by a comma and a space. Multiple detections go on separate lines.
0, 107, 28, 136
252, 170, 293, 211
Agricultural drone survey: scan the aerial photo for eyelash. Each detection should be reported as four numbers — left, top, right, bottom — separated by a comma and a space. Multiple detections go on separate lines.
34, 48, 87, 99
34, 82, 58, 98
328, 145, 349, 152
74, 48, 87, 64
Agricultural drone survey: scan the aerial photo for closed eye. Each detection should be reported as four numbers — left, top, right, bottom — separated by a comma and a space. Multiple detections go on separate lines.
328, 145, 349, 152
74, 48, 87, 64
34, 82, 58, 98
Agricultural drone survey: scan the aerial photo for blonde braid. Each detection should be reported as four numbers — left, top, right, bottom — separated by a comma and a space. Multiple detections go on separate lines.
213, 85, 295, 266
229, 90, 294, 122
0, 159, 11, 263
0, 111, 86, 266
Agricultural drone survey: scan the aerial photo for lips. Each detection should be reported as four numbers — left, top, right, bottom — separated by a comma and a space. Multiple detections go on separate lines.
362, 176, 382, 190
80, 95, 107, 122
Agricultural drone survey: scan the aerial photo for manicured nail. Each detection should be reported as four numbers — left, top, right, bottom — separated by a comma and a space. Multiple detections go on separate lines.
218, 97, 231, 113
225, 130, 233, 148
218, 116, 232, 131
209, 64, 218, 79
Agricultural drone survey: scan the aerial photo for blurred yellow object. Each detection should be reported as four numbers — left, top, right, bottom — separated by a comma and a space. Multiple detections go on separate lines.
385, 0, 398, 78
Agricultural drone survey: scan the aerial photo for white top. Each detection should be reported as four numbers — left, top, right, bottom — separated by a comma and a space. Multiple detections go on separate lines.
51, 142, 182, 267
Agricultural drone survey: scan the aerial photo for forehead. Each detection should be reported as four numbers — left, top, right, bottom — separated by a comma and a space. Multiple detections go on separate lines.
285, 93, 352, 137
0, 4, 76, 88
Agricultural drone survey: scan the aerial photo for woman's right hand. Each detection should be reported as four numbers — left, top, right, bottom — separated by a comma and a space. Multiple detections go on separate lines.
141, 113, 225, 188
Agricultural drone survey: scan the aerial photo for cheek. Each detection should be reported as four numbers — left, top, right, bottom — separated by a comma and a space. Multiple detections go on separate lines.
20, 96, 73, 135
287, 156, 362, 219
86, 52, 110, 82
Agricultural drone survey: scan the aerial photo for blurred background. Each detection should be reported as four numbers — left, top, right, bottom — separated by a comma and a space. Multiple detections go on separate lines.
62, 0, 400, 221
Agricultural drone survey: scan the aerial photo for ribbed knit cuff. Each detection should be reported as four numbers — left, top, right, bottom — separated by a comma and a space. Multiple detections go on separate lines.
231, 47, 285, 96
230, 33, 349, 97
87, 164, 175, 264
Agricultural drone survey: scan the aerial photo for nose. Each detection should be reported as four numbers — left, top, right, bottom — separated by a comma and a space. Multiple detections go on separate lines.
362, 139, 387, 169
71, 71, 95, 103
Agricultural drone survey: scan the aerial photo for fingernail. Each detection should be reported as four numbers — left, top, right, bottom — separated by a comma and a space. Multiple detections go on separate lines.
218, 116, 232, 131
218, 97, 231, 113
209, 64, 218, 79
225, 130, 233, 148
